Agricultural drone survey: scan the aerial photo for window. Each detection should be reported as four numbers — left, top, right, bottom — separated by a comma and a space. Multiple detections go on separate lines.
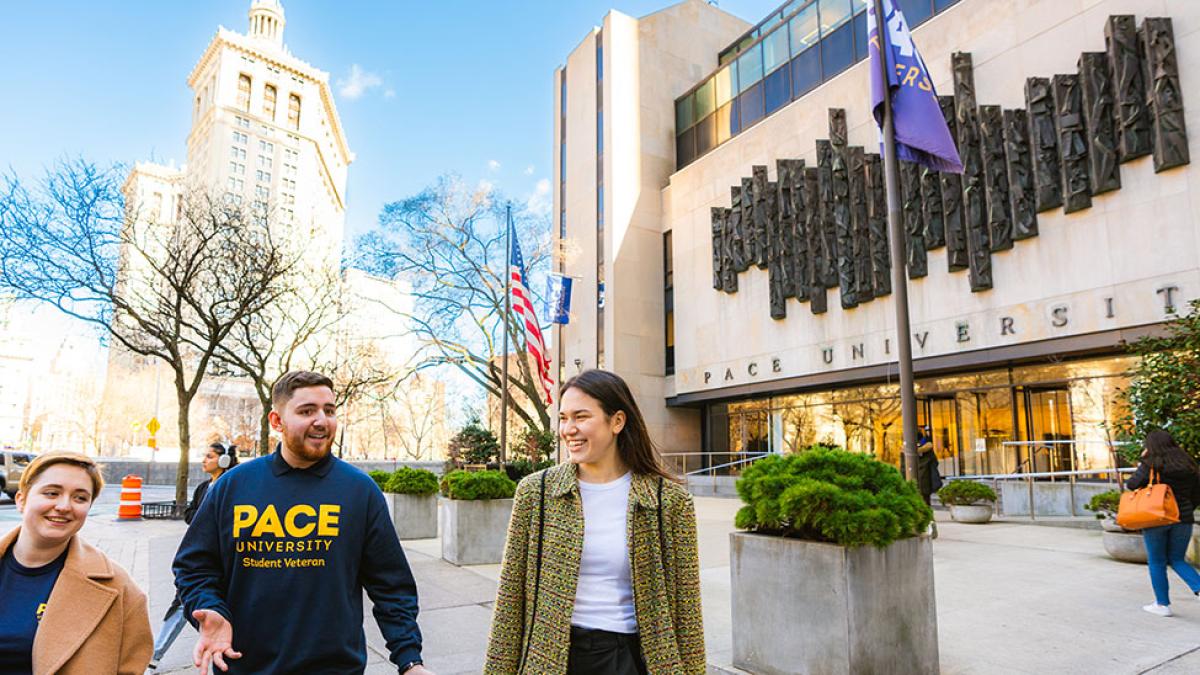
229, 162, 245, 175
232, 131, 248, 145
283, 192, 296, 205
236, 116, 250, 129
820, 4, 855, 78
736, 43, 763, 94
255, 185, 269, 200
764, 61, 791, 114
789, 4, 820, 53
694, 78, 716, 121
256, 170, 272, 183
714, 63, 735, 108
762, 25, 790, 76
283, 163, 297, 177
226, 177, 244, 192
898, 0, 933, 27
695, 112, 717, 155
819, 0, 854, 32
258, 155, 273, 170
738, 81, 765, 129
282, 178, 296, 192
676, 94, 694, 133
230, 146, 246, 160
284, 148, 298, 162
259, 140, 274, 153
283, 94, 298, 131
791, 46, 822, 97
263, 84, 277, 120
194, 96, 201, 119
237, 74, 251, 112
664, 231, 675, 375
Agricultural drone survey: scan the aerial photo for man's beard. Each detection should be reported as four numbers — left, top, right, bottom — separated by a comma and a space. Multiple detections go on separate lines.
285, 430, 333, 462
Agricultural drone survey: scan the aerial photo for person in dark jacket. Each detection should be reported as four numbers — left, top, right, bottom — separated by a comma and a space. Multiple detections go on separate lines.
147, 443, 238, 672
173, 371, 431, 675
1125, 430, 1200, 617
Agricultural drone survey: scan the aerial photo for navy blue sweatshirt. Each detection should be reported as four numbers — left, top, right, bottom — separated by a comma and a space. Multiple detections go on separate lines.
173, 451, 422, 673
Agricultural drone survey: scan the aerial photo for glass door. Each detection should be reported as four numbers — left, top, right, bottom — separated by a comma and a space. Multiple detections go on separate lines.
1020, 387, 1074, 476
917, 396, 963, 477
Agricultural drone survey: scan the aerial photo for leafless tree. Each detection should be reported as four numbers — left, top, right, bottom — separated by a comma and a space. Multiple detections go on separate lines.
0, 160, 301, 507
355, 176, 554, 436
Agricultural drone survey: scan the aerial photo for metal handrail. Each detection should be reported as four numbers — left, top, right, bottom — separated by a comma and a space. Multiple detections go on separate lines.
943, 467, 1132, 520
684, 453, 771, 477
944, 468, 1134, 481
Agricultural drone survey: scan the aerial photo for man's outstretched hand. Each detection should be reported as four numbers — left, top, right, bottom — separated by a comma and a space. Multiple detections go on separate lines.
192, 609, 243, 674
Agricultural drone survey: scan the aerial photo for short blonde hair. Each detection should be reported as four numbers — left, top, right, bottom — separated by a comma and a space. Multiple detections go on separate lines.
18, 452, 106, 499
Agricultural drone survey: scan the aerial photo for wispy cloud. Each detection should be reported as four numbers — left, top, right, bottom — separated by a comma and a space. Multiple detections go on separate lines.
523, 165, 535, 175
477, 179, 495, 195
337, 64, 383, 100
383, 89, 396, 99
487, 159, 502, 172
526, 178, 552, 217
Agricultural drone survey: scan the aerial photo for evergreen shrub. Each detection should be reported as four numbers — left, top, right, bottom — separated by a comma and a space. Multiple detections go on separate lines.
440, 469, 516, 500
1084, 490, 1122, 518
734, 448, 932, 548
448, 418, 500, 466
937, 481, 997, 506
383, 467, 439, 496
368, 470, 391, 490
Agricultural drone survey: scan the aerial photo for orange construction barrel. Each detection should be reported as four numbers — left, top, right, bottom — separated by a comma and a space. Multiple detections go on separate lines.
118, 475, 143, 520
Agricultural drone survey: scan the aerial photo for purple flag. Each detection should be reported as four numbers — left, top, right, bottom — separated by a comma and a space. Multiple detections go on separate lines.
868, 0, 963, 173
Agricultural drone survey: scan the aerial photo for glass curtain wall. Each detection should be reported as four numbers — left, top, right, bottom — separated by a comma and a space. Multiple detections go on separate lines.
676, 0, 963, 168
706, 355, 1134, 476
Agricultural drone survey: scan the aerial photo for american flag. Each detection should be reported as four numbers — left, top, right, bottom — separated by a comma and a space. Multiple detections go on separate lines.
509, 224, 554, 403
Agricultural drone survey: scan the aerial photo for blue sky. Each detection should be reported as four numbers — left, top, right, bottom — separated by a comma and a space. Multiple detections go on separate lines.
0, 0, 782, 248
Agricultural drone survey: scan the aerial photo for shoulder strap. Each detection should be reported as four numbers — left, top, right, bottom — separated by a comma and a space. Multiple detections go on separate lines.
658, 476, 668, 578
518, 471, 547, 673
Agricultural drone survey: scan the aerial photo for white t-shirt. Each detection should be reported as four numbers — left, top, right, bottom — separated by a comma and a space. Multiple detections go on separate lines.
571, 471, 638, 633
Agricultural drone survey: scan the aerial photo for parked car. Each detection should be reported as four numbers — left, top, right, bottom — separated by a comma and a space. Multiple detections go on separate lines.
0, 450, 36, 499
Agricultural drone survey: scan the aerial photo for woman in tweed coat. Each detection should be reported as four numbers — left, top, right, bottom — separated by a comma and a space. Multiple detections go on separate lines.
485, 370, 704, 674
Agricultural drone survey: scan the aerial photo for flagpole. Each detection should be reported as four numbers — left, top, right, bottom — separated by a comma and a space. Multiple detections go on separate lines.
873, 0, 919, 482
500, 203, 512, 465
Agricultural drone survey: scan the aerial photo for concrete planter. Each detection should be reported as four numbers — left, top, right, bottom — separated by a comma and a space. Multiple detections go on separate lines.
1099, 515, 1125, 533
1102, 531, 1147, 564
385, 493, 438, 540
949, 504, 994, 524
441, 497, 514, 565
730, 532, 938, 675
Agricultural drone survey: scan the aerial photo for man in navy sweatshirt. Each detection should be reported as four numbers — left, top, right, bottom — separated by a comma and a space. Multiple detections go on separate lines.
173, 370, 433, 674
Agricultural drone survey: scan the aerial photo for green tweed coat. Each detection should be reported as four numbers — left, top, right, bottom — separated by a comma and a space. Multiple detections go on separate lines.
484, 462, 705, 674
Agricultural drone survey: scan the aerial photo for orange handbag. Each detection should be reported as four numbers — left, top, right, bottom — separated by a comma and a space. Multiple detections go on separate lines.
1116, 469, 1180, 530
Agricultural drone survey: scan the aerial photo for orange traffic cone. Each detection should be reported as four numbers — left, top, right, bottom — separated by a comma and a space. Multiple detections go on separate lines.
117, 475, 143, 520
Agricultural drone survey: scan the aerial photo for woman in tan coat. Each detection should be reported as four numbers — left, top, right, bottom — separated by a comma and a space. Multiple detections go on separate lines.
0, 452, 152, 674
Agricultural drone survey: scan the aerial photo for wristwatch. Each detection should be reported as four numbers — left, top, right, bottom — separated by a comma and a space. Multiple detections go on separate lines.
400, 660, 423, 673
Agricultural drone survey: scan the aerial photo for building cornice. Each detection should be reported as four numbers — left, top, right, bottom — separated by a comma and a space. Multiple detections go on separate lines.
187, 27, 354, 167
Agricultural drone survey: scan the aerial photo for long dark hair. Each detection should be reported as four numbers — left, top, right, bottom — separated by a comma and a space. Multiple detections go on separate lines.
1142, 429, 1198, 474
561, 369, 677, 482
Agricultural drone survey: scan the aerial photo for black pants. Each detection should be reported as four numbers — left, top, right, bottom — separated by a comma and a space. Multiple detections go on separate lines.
567, 625, 648, 675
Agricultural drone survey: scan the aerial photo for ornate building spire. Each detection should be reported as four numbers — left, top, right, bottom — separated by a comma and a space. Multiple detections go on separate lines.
248, 0, 285, 47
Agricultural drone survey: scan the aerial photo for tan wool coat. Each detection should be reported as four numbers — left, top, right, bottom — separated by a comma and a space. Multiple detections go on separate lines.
0, 528, 153, 675
484, 463, 705, 674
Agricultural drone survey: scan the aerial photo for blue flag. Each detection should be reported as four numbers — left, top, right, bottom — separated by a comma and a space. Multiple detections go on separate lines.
868, 0, 963, 173
545, 274, 573, 324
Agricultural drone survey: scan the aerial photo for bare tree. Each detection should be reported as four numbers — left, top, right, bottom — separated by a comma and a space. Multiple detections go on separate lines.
215, 264, 343, 455
392, 374, 445, 460
355, 176, 553, 436
0, 160, 301, 507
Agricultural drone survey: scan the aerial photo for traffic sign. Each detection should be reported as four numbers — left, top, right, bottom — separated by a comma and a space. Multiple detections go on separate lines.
147, 417, 161, 436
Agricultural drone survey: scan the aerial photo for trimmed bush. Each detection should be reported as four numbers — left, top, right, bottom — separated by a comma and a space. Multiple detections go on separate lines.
735, 448, 932, 548
1085, 490, 1122, 518
448, 418, 500, 465
937, 481, 997, 506
440, 469, 516, 500
384, 467, 439, 496
367, 470, 391, 490
505, 459, 555, 481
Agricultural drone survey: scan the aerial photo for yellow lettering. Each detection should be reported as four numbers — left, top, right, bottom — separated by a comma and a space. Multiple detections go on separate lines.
251, 504, 285, 538
902, 66, 919, 87
233, 505, 258, 538
317, 504, 341, 536
284, 504, 317, 538
918, 75, 932, 92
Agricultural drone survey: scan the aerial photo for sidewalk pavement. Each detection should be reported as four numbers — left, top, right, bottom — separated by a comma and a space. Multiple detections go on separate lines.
48, 497, 1200, 674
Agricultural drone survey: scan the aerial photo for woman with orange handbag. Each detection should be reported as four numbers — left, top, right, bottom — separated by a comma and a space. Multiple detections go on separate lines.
1126, 430, 1200, 617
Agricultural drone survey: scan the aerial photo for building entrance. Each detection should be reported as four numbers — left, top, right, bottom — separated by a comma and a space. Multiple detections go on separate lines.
918, 397, 962, 478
